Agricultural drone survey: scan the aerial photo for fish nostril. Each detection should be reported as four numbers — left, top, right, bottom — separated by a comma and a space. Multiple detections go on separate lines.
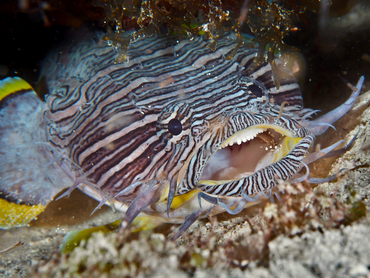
168, 118, 182, 135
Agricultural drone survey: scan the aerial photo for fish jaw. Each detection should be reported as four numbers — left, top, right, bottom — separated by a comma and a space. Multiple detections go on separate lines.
177, 110, 312, 198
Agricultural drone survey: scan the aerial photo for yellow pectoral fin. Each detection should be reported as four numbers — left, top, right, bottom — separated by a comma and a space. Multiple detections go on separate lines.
158, 186, 201, 210
0, 198, 45, 229
169, 190, 201, 209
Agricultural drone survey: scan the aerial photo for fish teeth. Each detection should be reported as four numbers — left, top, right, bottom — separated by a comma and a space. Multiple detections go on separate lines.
221, 127, 267, 148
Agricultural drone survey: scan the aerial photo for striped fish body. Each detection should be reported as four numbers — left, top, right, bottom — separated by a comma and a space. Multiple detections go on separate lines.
0, 33, 363, 229
42, 33, 308, 213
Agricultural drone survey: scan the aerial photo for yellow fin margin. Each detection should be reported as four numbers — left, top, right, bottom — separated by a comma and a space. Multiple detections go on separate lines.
160, 185, 200, 210
0, 198, 45, 229
0, 77, 34, 102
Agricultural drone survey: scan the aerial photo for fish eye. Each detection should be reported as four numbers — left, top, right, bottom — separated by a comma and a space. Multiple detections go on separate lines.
249, 84, 263, 97
168, 118, 182, 135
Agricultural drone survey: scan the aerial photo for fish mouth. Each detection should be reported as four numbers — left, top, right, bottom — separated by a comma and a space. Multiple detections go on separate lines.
199, 124, 303, 185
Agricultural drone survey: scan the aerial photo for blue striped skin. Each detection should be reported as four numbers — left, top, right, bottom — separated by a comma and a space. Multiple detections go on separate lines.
0, 32, 364, 235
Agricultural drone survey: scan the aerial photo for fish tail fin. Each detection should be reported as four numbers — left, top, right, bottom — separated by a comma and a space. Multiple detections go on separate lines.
0, 77, 71, 229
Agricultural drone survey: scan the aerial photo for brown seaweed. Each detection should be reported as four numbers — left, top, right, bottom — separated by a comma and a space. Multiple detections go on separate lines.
92, 0, 305, 87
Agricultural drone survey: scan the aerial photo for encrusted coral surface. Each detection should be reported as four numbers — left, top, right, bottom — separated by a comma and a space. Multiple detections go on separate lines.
33, 223, 370, 278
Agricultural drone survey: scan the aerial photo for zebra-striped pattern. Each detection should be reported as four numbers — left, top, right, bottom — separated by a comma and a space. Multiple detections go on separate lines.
42, 33, 314, 204
176, 112, 311, 195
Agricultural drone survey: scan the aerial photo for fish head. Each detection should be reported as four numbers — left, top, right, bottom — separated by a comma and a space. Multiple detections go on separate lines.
149, 76, 313, 221
149, 71, 364, 225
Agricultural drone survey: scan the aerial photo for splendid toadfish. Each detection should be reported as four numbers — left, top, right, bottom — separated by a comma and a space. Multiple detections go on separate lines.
0, 33, 364, 238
